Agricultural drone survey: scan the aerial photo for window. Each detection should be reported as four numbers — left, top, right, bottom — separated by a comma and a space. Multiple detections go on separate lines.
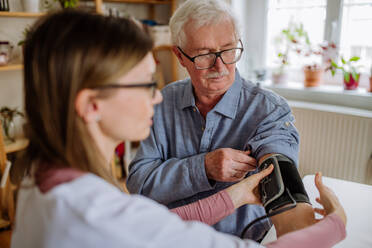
266, 0, 327, 71
264, 0, 371, 88
339, 0, 372, 72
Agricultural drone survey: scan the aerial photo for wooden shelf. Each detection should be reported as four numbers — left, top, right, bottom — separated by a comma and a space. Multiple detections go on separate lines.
5, 138, 29, 154
0, 12, 45, 18
0, 64, 23, 72
103, 0, 172, 4
0, 218, 10, 229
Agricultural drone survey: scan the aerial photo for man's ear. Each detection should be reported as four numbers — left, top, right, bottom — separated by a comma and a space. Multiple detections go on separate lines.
75, 89, 100, 123
172, 45, 186, 68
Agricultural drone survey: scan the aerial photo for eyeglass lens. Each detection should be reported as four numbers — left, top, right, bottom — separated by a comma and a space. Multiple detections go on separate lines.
195, 48, 242, 69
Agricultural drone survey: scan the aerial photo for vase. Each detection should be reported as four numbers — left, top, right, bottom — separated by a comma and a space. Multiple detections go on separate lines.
1, 120, 15, 144
343, 75, 359, 90
303, 67, 323, 87
22, 0, 41, 13
272, 72, 288, 85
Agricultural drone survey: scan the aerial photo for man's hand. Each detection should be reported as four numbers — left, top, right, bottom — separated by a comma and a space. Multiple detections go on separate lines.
205, 148, 257, 182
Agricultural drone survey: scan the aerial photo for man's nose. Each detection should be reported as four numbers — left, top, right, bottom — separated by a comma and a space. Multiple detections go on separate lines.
213, 56, 226, 72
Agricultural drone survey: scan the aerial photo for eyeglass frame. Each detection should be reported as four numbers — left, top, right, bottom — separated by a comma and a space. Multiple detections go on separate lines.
177, 40, 244, 70
93, 81, 158, 98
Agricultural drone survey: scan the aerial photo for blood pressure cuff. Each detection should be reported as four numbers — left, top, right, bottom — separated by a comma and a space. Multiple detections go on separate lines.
259, 154, 310, 213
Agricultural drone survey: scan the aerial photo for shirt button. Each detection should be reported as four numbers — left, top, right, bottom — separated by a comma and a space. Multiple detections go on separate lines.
285, 121, 290, 127
193, 108, 196, 112
202, 126, 205, 131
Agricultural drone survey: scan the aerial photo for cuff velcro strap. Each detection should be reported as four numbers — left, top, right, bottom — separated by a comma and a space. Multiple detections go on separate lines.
259, 154, 310, 213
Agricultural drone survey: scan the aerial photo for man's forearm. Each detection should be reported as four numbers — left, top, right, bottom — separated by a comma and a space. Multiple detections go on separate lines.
271, 202, 316, 237
258, 154, 315, 237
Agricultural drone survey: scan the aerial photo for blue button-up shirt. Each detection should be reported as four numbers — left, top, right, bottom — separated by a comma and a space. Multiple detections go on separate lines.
127, 70, 299, 240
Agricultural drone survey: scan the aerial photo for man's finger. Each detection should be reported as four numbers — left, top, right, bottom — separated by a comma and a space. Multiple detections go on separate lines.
233, 162, 256, 173
233, 152, 257, 165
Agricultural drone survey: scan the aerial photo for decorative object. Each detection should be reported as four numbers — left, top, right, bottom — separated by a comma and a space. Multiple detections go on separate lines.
0, 107, 24, 144
0, 0, 10, 11
0, 41, 13, 66
329, 56, 361, 90
22, 0, 41, 13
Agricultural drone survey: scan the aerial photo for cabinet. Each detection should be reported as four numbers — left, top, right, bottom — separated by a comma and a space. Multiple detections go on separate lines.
94, 0, 179, 83
0, 11, 42, 72
0, 1, 179, 84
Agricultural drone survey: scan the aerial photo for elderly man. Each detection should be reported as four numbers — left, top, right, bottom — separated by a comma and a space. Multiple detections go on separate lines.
127, 0, 314, 241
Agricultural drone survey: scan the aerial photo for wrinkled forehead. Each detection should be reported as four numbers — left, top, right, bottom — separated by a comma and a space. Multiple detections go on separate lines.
183, 17, 238, 50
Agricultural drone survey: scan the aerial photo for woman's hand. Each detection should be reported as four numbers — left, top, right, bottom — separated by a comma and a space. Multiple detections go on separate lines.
314, 172, 347, 226
224, 164, 273, 209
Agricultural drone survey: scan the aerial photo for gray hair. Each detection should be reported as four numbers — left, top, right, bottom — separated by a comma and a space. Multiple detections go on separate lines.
169, 0, 240, 48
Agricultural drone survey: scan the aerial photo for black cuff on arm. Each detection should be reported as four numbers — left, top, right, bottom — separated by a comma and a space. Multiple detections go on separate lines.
259, 154, 310, 213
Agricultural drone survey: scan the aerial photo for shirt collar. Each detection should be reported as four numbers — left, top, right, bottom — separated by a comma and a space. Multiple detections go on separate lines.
180, 69, 243, 119
180, 79, 196, 110
213, 69, 242, 119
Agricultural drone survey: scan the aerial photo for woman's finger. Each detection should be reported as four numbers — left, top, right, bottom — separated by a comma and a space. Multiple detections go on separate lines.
256, 164, 274, 181
314, 208, 326, 216
315, 172, 324, 192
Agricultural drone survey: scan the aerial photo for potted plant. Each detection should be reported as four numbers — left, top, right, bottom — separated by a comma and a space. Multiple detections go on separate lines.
44, 0, 79, 9
272, 52, 289, 84
271, 23, 294, 84
329, 56, 361, 90
273, 22, 326, 87
287, 22, 325, 87
0, 107, 24, 144
369, 65, 372, 93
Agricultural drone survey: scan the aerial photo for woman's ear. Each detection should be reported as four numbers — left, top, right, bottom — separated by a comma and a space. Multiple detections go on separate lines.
172, 46, 186, 67
75, 89, 101, 123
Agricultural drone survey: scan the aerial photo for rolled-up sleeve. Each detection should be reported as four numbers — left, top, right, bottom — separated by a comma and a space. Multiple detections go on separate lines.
247, 100, 299, 166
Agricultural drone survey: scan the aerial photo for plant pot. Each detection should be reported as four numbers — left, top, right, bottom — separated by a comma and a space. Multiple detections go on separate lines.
272, 73, 287, 85
22, 0, 41, 13
369, 77, 372, 93
303, 67, 323, 87
343, 74, 359, 90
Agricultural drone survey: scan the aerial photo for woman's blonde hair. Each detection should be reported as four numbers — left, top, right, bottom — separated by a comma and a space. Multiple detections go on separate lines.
11, 10, 153, 188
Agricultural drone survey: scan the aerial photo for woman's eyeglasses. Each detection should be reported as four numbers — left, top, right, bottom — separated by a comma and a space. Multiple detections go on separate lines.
94, 81, 158, 98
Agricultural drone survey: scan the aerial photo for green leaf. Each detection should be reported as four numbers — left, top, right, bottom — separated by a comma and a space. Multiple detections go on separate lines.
341, 57, 346, 64
349, 56, 360, 62
331, 60, 338, 68
344, 72, 350, 83
351, 71, 358, 81
331, 70, 336, 76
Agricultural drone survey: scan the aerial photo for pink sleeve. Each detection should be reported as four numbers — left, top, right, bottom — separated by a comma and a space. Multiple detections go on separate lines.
170, 190, 235, 225
265, 213, 346, 248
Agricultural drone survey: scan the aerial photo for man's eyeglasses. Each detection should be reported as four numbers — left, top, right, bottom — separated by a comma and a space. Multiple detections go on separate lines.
177, 40, 244, 70
94, 81, 158, 98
